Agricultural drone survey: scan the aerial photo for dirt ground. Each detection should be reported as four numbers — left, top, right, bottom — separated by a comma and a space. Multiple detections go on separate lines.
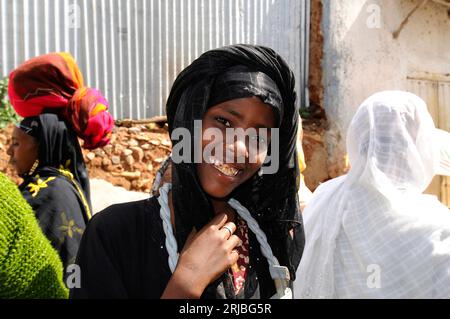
0, 125, 20, 184
0, 122, 171, 192
82, 123, 171, 193
89, 178, 149, 214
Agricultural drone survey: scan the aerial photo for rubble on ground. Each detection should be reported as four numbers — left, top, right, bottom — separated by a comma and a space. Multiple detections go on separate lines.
0, 122, 171, 193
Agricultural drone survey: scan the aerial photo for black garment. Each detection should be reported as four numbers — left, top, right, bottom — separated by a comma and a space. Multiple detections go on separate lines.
20, 113, 91, 204
19, 113, 92, 270
70, 197, 276, 299
71, 44, 303, 299
20, 167, 90, 269
166, 44, 304, 288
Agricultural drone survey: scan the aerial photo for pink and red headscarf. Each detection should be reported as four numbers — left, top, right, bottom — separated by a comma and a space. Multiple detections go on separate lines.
8, 52, 114, 149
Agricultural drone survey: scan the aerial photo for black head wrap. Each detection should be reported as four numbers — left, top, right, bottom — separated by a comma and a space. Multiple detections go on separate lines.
208, 65, 284, 125
166, 44, 304, 297
19, 113, 91, 205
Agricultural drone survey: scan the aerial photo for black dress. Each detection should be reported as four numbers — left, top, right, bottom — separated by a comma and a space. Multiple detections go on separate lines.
20, 167, 90, 270
18, 114, 92, 273
70, 196, 276, 299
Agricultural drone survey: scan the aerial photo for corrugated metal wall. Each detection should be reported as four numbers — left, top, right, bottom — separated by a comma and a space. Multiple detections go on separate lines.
0, 0, 310, 120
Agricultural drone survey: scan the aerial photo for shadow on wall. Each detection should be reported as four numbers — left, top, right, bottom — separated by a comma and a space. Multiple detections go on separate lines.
321, 0, 448, 182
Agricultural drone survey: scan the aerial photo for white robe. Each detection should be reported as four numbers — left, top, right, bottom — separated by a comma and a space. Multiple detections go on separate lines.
294, 91, 450, 299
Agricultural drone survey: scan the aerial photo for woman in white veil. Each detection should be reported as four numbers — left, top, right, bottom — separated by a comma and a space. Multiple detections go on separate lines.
294, 90, 450, 298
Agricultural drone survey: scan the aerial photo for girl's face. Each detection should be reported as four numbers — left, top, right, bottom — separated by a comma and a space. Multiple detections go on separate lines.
196, 96, 276, 199
7, 126, 38, 175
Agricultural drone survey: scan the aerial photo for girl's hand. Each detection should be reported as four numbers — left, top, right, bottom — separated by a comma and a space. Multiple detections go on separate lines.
161, 213, 241, 298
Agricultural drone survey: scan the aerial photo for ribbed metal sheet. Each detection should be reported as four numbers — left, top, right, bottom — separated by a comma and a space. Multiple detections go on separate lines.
0, 0, 310, 120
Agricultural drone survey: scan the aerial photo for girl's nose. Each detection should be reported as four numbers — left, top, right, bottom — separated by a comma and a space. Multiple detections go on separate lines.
226, 139, 248, 164
6, 144, 13, 156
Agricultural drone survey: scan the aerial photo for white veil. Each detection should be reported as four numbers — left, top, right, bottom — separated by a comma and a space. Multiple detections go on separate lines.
294, 91, 450, 298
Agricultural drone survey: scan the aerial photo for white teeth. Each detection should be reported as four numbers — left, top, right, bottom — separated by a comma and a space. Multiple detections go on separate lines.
209, 156, 239, 177
216, 164, 239, 177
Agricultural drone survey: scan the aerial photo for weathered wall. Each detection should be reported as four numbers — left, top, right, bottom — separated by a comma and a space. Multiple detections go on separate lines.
302, 0, 334, 191
322, 0, 450, 175
308, 0, 324, 110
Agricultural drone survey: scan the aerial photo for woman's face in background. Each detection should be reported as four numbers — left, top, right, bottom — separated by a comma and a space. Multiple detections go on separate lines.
196, 96, 276, 199
7, 126, 38, 175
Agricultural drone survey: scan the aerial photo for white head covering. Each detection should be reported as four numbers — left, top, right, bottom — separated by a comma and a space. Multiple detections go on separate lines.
294, 91, 450, 299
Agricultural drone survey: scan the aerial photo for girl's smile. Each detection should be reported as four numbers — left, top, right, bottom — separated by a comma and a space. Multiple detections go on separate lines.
208, 155, 243, 177
196, 96, 276, 199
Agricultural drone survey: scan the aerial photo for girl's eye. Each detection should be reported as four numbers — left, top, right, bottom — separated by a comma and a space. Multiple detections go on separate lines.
215, 117, 231, 128
251, 135, 267, 145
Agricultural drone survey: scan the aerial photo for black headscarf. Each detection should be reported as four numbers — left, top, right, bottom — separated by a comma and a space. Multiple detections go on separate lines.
19, 113, 91, 206
18, 113, 91, 271
166, 44, 304, 295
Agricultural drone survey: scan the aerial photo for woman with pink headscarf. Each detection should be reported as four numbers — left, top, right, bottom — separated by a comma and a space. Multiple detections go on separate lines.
6, 52, 114, 274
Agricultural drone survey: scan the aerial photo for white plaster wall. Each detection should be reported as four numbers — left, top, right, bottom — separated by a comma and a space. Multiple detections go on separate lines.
322, 0, 450, 166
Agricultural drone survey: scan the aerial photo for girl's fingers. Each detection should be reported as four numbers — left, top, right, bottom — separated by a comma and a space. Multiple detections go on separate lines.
229, 249, 240, 264
220, 222, 236, 240
225, 234, 241, 250
209, 213, 228, 229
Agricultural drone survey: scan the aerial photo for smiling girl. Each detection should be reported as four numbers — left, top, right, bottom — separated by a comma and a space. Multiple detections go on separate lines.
71, 44, 304, 299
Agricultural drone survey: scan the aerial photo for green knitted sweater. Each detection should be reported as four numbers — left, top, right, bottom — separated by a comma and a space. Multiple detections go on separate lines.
0, 173, 68, 298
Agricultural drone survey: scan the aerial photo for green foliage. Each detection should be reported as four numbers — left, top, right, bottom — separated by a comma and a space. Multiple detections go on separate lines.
0, 77, 20, 128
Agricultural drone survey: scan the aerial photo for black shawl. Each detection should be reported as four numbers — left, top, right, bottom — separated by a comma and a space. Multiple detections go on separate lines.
18, 113, 91, 271
166, 44, 305, 297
